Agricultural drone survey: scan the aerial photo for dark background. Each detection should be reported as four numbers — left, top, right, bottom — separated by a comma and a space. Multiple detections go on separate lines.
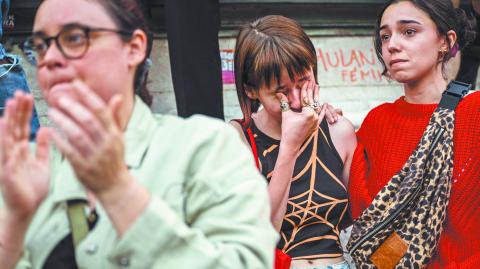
7, 0, 390, 38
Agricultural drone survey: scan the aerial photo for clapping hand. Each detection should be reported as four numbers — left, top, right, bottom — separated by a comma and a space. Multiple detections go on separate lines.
48, 80, 132, 202
0, 92, 50, 222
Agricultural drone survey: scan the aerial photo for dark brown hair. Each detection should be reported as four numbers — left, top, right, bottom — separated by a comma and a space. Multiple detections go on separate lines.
234, 15, 317, 127
374, 0, 477, 77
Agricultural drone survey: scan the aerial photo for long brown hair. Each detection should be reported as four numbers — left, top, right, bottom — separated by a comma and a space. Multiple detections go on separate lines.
234, 15, 317, 127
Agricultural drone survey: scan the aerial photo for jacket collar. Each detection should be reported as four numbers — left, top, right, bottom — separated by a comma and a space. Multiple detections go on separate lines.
124, 96, 158, 169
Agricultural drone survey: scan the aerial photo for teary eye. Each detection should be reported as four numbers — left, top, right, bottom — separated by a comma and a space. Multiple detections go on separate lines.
380, 33, 390, 42
404, 29, 417, 36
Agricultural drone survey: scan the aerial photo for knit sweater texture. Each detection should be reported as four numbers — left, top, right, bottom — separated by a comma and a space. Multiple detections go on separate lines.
349, 91, 480, 269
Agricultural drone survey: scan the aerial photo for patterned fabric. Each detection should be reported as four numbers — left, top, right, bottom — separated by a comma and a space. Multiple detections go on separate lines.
246, 119, 349, 260
291, 260, 350, 269
347, 107, 455, 268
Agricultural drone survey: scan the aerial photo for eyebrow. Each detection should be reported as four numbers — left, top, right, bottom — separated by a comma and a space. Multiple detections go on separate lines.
33, 22, 88, 36
380, 19, 422, 30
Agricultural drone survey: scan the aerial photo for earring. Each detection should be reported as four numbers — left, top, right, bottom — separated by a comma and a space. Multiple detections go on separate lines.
439, 48, 448, 55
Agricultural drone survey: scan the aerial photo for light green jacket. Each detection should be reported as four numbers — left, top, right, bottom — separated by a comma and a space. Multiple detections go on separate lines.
12, 97, 277, 269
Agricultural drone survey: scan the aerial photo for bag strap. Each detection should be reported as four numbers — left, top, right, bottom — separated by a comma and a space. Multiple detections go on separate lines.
382, 80, 471, 222
438, 80, 471, 110
66, 200, 89, 248
349, 80, 471, 255
233, 119, 260, 170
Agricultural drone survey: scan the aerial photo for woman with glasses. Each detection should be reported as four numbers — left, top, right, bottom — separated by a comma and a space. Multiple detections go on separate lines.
0, 0, 277, 268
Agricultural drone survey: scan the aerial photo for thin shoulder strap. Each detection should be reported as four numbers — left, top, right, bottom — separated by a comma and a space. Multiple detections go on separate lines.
245, 126, 260, 170
234, 119, 261, 170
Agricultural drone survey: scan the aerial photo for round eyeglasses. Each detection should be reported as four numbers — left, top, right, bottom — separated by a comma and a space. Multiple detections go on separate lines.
25, 24, 132, 63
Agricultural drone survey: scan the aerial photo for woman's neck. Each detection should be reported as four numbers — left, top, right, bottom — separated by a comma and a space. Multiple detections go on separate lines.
118, 90, 135, 131
403, 72, 447, 104
253, 109, 282, 140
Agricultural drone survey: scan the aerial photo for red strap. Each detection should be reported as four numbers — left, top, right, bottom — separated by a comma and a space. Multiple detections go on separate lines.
245, 127, 260, 170
275, 249, 292, 269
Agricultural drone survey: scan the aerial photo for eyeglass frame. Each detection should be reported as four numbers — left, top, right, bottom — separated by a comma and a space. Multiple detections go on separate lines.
26, 23, 133, 62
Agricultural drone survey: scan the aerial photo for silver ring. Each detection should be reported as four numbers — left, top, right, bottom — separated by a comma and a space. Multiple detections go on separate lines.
312, 101, 320, 109
280, 101, 290, 112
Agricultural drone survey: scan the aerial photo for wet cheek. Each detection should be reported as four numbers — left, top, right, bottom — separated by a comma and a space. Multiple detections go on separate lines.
381, 49, 390, 64
86, 68, 125, 101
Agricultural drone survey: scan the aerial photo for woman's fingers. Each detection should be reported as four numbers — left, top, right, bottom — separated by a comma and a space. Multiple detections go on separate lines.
16, 92, 33, 141
35, 128, 50, 164
300, 80, 310, 109
50, 128, 87, 169
0, 94, 51, 219
4, 99, 16, 139
71, 81, 120, 132
3, 92, 34, 142
71, 80, 112, 130
72, 80, 106, 113
56, 96, 104, 143
318, 103, 327, 123
324, 103, 339, 124
313, 83, 319, 105
49, 108, 95, 158
11, 92, 25, 140
306, 80, 315, 105
276, 92, 290, 113
312, 83, 322, 113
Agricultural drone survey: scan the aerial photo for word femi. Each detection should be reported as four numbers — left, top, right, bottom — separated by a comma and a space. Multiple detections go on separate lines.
317, 47, 385, 83
341, 67, 384, 83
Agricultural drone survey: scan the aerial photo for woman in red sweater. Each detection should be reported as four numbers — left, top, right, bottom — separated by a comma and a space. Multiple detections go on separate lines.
348, 0, 480, 268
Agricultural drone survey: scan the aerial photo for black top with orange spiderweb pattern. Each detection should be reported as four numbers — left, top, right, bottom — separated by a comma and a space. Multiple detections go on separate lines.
244, 118, 351, 260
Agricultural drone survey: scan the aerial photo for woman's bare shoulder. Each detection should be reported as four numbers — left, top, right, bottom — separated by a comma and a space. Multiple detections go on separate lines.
229, 120, 250, 146
327, 116, 357, 162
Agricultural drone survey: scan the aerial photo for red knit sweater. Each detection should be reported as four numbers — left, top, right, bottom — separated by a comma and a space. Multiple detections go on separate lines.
349, 91, 480, 269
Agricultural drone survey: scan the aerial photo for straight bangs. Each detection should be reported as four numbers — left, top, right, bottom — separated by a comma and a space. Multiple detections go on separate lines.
248, 37, 316, 89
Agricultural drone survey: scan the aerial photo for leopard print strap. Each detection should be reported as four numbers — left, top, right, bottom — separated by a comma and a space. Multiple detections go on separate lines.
347, 106, 455, 269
